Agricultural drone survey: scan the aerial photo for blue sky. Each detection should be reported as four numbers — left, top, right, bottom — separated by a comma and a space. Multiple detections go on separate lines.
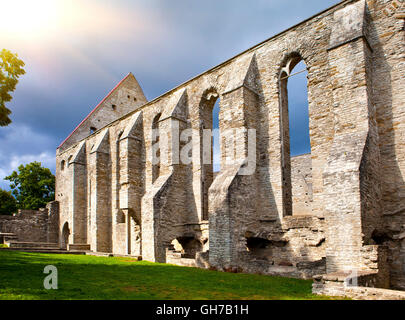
0, 0, 339, 189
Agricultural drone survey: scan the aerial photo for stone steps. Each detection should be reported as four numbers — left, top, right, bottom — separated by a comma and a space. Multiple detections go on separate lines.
68, 243, 91, 251
0, 233, 17, 244
84, 251, 142, 260
3, 241, 87, 255
0, 247, 86, 254
8, 241, 59, 249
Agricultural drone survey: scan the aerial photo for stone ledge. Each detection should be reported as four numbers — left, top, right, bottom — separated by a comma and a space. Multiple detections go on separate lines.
313, 270, 405, 299
68, 243, 91, 251
321, 270, 377, 282
282, 215, 321, 230
344, 286, 405, 300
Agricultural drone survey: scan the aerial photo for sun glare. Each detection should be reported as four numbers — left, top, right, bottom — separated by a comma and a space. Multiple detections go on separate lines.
0, 0, 62, 39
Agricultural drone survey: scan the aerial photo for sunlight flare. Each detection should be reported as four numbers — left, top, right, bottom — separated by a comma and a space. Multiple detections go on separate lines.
0, 0, 63, 39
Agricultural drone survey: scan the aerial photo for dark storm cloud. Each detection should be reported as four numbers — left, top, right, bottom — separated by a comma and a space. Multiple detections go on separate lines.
0, 0, 339, 189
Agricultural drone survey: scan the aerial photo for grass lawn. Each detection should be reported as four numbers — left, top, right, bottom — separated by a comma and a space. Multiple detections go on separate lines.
0, 250, 336, 300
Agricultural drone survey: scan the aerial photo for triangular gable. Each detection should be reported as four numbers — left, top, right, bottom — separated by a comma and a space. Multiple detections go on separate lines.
58, 73, 147, 152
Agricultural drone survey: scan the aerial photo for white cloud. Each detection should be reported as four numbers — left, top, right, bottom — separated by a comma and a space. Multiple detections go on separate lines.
0, 124, 56, 190
8, 152, 55, 172
0, 152, 55, 188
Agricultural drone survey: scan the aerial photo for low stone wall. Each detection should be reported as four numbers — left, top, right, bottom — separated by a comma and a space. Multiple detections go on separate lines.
0, 210, 48, 242
344, 287, 405, 300
231, 216, 327, 279
313, 269, 405, 300
0, 201, 59, 244
314, 278, 405, 300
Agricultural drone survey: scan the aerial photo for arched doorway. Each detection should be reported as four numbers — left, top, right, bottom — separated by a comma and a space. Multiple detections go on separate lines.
61, 222, 70, 250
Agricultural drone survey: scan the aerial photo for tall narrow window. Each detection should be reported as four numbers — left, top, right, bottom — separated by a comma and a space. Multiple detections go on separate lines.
288, 60, 310, 157
212, 99, 220, 174
152, 113, 161, 183
116, 130, 124, 224
279, 55, 312, 216
200, 89, 219, 221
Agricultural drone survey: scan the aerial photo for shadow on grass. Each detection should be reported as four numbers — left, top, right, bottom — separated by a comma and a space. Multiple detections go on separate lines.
0, 251, 332, 300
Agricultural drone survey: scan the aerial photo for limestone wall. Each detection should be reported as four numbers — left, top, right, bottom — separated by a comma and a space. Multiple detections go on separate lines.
368, 0, 405, 290
54, 0, 405, 290
291, 154, 313, 216
0, 202, 59, 243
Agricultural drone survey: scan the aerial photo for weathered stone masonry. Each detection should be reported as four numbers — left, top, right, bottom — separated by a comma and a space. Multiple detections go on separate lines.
0, 202, 59, 244
54, 0, 405, 294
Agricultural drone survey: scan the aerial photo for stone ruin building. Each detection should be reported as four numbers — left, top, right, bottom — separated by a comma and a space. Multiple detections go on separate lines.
2, 0, 404, 298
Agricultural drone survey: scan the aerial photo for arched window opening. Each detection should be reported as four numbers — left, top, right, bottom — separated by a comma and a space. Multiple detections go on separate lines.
90, 127, 97, 134
287, 60, 311, 157
116, 130, 124, 218
279, 55, 312, 217
200, 89, 219, 221
152, 113, 161, 183
61, 160, 65, 171
212, 99, 220, 174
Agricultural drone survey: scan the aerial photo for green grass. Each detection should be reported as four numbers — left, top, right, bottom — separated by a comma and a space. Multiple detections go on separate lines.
0, 250, 336, 300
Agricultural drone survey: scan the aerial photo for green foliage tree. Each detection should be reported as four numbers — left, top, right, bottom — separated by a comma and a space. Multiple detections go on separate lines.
0, 188, 17, 215
0, 49, 26, 126
5, 162, 55, 210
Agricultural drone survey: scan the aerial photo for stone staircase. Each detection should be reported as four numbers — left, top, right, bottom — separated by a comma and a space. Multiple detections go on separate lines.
9, 241, 59, 249
0, 232, 17, 244
1, 241, 86, 255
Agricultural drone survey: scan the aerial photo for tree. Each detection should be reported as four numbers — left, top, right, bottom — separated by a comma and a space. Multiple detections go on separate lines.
0, 188, 17, 215
0, 49, 26, 126
5, 162, 55, 210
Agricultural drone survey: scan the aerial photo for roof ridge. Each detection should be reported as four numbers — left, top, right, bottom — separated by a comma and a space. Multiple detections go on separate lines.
57, 72, 132, 149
